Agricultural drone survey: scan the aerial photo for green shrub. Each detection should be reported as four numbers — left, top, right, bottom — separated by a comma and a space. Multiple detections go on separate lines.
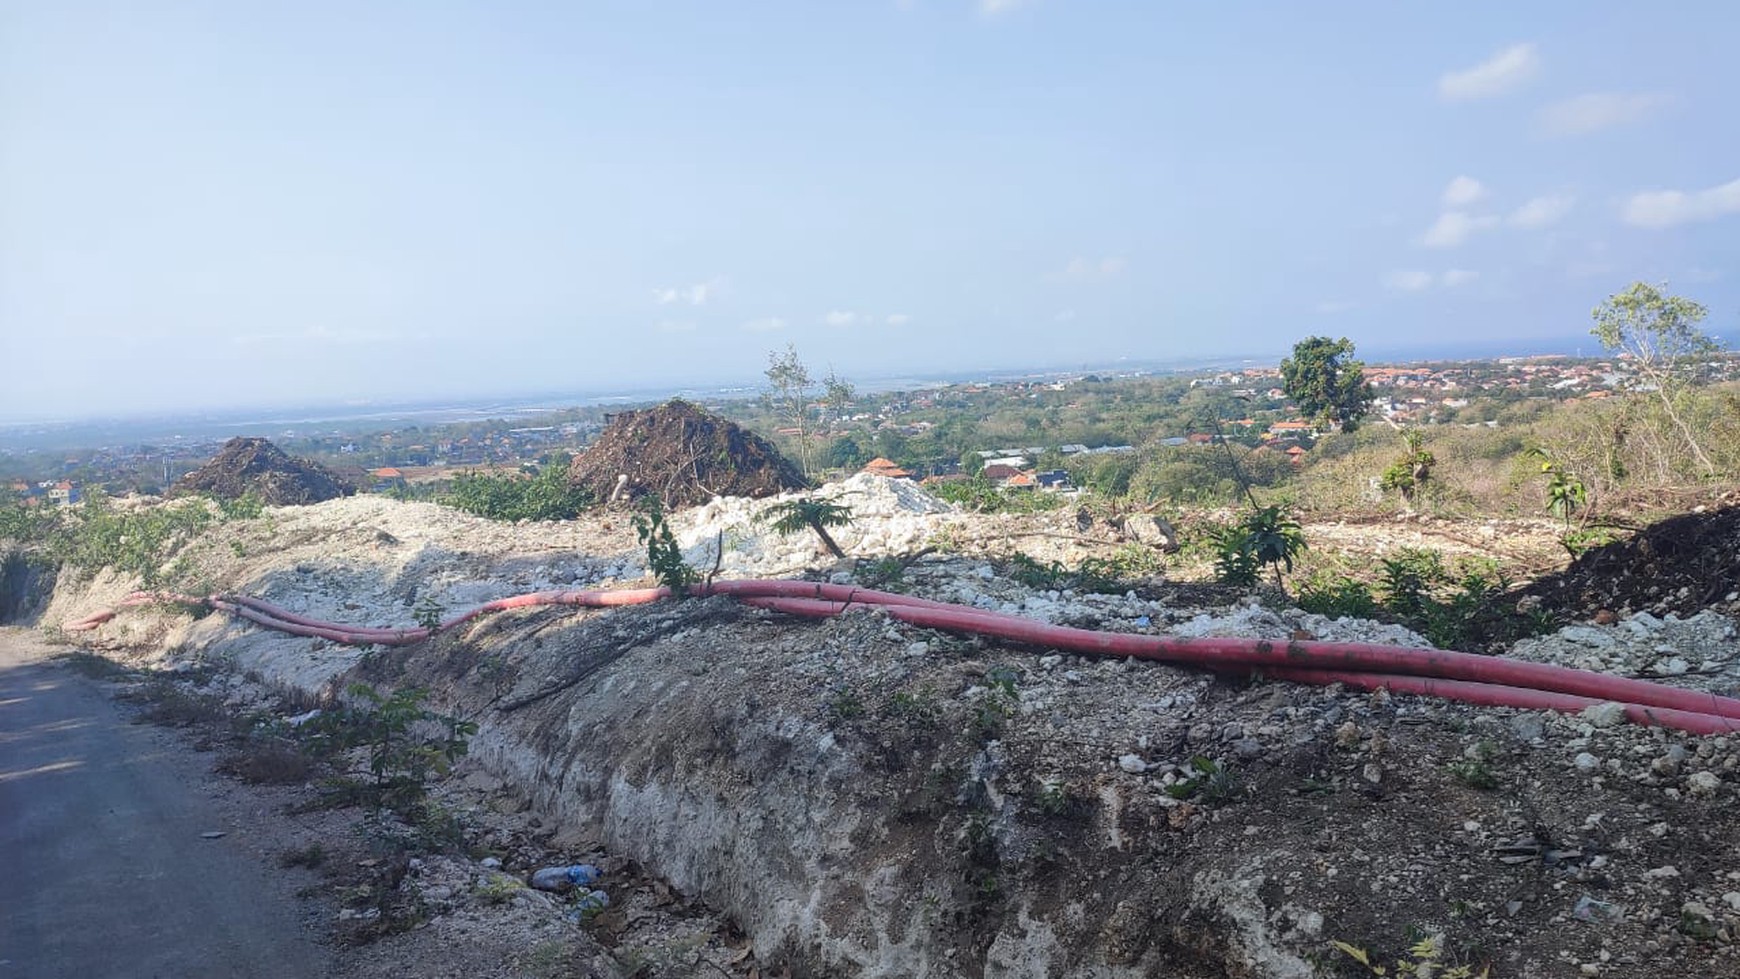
442, 461, 594, 522
631, 498, 697, 595
49, 493, 213, 586
303, 684, 476, 814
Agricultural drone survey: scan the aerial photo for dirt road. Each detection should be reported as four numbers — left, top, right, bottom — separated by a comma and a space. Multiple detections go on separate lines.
0, 630, 332, 979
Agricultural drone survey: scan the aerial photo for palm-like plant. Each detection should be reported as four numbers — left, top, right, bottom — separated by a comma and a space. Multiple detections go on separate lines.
763, 498, 854, 559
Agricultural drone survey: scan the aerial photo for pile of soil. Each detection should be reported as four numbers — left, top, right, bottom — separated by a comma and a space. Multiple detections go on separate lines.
568, 399, 806, 508
1520, 493, 1740, 620
169, 437, 355, 506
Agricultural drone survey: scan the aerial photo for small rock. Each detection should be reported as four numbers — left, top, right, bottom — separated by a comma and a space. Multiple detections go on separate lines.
1118, 754, 1148, 774
1643, 865, 1681, 880
1594, 609, 1618, 625
1574, 752, 1601, 774
1233, 738, 1265, 761
1581, 702, 1627, 728
480, 857, 502, 870
1508, 714, 1546, 742
1688, 771, 1722, 796
200, 831, 225, 839
1723, 892, 1740, 913
1334, 722, 1361, 749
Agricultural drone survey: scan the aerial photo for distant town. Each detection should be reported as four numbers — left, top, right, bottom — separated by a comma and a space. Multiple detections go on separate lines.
4, 350, 1736, 506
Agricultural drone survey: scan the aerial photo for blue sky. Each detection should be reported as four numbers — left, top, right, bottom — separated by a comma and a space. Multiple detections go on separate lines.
3, 1, 1736, 420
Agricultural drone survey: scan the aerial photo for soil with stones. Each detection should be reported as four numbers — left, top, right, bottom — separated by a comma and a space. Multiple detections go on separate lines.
567, 400, 807, 509
1520, 493, 1740, 621
170, 437, 356, 506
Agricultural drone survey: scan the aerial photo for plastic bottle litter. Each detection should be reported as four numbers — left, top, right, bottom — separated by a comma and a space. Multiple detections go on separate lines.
530, 863, 602, 893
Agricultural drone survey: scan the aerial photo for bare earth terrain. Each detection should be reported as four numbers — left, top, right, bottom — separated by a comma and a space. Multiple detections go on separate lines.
17, 479, 1740, 978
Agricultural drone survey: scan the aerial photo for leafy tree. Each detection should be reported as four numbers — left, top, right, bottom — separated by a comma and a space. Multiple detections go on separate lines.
765, 344, 817, 476
825, 435, 870, 470
822, 368, 856, 428
1590, 282, 1719, 476
762, 497, 854, 559
1280, 336, 1374, 431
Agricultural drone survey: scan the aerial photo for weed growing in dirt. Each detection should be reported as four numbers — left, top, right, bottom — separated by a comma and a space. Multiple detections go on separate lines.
55, 650, 136, 680
1211, 504, 1306, 591
1331, 935, 1489, 978
1445, 740, 1502, 790
279, 843, 328, 869
48, 492, 214, 587
762, 497, 854, 559
631, 498, 697, 596
214, 490, 265, 521
1298, 547, 1554, 650
443, 459, 595, 522
887, 687, 941, 724
474, 872, 526, 906
303, 683, 477, 814
412, 594, 446, 632
1164, 756, 1238, 806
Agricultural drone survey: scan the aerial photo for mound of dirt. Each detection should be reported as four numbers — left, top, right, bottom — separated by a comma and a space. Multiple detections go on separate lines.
1521, 494, 1740, 620
169, 437, 355, 506
568, 399, 806, 508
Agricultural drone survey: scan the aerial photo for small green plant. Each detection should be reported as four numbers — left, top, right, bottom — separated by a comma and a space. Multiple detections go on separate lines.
215, 491, 266, 521
304, 683, 477, 814
1331, 935, 1489, 978
631, 498, 697, 596
1446, 740, 1501, 790
1296, 574, 1382, 620
1008, 553, 1068, 589
762, 497, 855, 559
412, 594, 446, 632
1211, 505, 1305, 591
443, 459, 594, 522
1164, 756, 1238, 806
827, 688, 865, 720
887, 687, 941, 723
1379, 429, 1436, 504
474, 873, 525, 906
1529, 448, 1588, 529
279, 843, 327, 869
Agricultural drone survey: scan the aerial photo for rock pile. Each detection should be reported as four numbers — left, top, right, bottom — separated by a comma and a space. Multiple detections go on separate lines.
169, 437, 354, 505
567, 400, 806, 509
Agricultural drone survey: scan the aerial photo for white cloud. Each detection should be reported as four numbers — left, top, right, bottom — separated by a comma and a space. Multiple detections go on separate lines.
822, 310, 861, 327
1057, 256, 1126, 282
1386, 270, 1435, 292
979, 0, 1030, 14
1438, 43, 1539, 101
741, 317, 786, 333
1420, 210, 1498, 248
1441, 269, 1479, 287
655, 320, 697, 335
1539, 92, 1666, 137
652, 276, 725, 306
885, 313, 911, 326
1442, 176, 1487, 208
1622, 177, 1740, 228
1509, 194, 1574, 229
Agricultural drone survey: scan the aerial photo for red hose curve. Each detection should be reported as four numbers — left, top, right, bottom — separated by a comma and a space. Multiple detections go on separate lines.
70, 581, 1740, 735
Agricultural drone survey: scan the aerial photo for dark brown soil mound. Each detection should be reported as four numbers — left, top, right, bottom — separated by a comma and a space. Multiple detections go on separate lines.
568, 400, 806, 508
169, 437, 355, 506
1520, 494, 1740, 619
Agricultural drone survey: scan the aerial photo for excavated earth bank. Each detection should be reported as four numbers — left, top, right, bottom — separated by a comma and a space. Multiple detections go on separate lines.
34, 484, 1740, 978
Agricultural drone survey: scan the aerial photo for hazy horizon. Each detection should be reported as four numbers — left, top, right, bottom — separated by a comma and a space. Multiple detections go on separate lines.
5, 2, 1736, 420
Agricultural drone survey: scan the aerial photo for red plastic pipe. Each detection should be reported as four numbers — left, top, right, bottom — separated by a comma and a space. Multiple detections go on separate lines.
69, 581, 1740, 735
